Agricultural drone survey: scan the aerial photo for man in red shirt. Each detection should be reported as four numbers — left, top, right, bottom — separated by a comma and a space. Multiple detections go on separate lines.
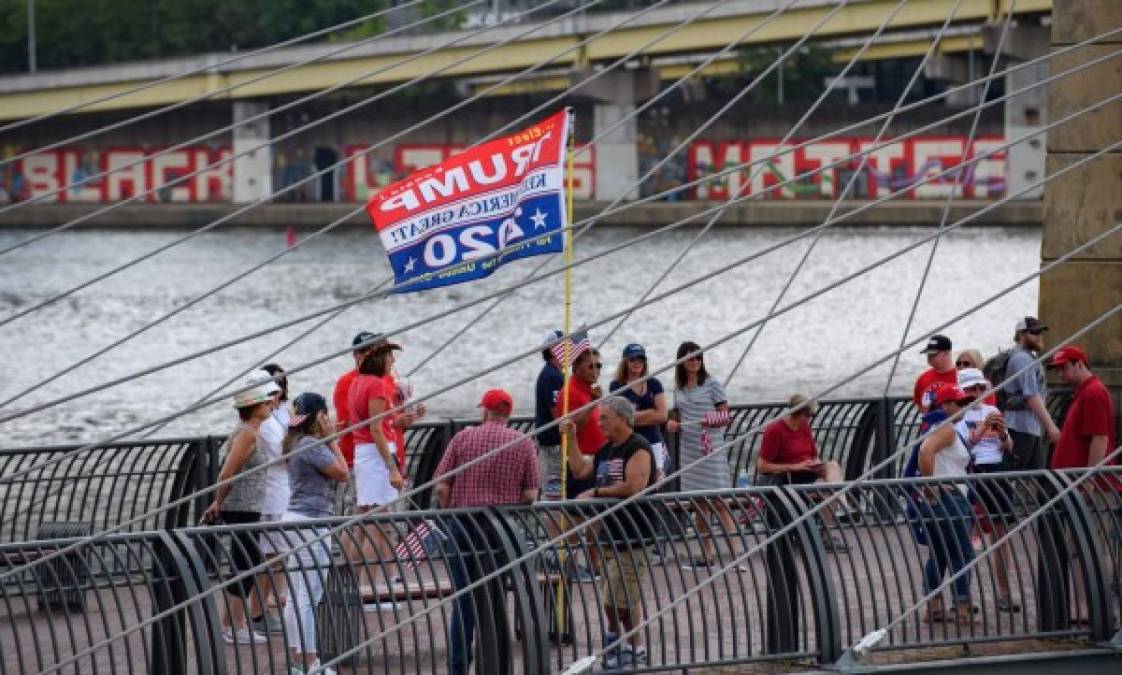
553, 347, 604, 580
1048, 345, 1118, 472
914, 334, 958, 413
434, 389, 539, 675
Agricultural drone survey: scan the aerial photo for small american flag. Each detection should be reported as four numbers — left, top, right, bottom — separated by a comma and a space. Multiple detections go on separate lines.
394, 520, 446, 568
550, 327, 591, 367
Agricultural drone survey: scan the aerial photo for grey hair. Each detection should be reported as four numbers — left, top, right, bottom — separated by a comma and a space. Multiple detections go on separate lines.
601, 395, 636, 428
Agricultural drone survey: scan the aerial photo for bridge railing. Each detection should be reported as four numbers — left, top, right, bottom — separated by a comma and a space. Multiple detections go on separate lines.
0, 393, 1075, 539
0, 468, 1117, 674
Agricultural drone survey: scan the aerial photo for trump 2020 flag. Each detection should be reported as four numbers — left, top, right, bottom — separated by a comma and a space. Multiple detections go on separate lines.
367, 110, 571, 292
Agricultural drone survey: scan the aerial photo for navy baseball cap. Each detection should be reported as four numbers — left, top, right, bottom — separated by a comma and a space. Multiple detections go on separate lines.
352, 332, 400, 352
623, 343, 646, 359
919, 334, 952, 354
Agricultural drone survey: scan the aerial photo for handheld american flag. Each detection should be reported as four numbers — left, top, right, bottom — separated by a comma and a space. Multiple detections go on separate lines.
366, 110, 571, 293
550, 327, 591, 367
394, 520, 447, 569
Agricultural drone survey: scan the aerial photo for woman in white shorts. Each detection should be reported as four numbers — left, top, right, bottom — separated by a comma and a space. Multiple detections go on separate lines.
346, 338, 405, 589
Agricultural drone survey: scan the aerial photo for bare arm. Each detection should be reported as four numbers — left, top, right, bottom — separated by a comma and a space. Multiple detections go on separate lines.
595, 448, 652, 499
1088, 435, 1109, 465
559, 419, 594, 480
435, 483, 451, 509
1026, 395, 1060, 442
202, 430, 255, 521
918, 425, 954, 478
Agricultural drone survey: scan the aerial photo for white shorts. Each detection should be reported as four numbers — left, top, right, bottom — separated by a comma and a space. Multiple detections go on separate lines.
354, 442, 400, 508
258, 512, 288, 556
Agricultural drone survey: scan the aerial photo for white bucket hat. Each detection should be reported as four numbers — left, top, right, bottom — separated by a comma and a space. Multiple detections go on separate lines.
233, 374, 281, 408
957, 367, 987, 390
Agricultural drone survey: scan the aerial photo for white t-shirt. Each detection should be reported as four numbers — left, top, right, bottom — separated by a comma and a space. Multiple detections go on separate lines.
962, 403, 1004, 466
933, 420, 973, 496
258, 406, 291, 515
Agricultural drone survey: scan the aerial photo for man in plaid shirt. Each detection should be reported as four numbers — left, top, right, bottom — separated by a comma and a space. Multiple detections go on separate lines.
433, 388, 539, 675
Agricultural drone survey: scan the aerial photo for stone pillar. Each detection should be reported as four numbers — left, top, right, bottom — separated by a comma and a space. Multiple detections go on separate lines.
1040, 0, 1122, 395
576, 68, 658, 201
232, 99, 272, 203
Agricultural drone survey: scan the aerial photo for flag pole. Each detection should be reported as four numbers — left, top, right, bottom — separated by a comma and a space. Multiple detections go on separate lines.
556, 108, 576, 640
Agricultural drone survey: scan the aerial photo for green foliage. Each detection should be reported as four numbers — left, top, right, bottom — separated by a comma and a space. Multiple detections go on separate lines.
0, 0, 389, 74
711, 44, 841, 103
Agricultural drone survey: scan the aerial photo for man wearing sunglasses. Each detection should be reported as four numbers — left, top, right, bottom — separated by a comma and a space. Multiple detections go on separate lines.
1004, 316, 1060, 471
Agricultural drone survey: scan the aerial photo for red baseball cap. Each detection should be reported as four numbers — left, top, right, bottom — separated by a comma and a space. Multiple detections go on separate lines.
933, 383, 972, 406
478, 388, 514, 413
1048, 344, 1087, 368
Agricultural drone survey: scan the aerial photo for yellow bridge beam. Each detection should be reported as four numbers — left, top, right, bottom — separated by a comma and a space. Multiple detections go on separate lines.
0, 0, 1049, 122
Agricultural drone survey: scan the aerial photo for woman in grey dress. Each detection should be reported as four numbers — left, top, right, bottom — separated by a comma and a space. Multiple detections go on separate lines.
666, 341, 735, 567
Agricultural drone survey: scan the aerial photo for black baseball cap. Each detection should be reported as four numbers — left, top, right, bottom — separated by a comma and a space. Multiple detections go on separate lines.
919, 334, 952, 354
352, 331, 400, 352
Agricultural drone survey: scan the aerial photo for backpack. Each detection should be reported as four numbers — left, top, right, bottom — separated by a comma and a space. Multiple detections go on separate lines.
982, 349, 1027, 411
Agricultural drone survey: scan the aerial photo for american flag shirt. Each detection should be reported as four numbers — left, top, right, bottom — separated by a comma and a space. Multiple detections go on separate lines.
591, 432, 657, 547
434, 420, 541, 508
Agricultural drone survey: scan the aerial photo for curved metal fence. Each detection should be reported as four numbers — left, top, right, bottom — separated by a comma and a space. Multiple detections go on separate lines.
0, 467, 1118, 674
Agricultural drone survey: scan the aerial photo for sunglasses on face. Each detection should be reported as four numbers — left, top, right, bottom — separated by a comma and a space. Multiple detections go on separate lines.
1026, 329, 1043, 336
627, 356, 646, 363
685, 355, 703, 362
955, 361, 973, 368
590, 362, 603, 370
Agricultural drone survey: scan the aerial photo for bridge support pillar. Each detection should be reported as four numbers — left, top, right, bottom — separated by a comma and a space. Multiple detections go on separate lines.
1040, 0, 1122, 407
575, 68, 659, 201
232, 99, 273, 203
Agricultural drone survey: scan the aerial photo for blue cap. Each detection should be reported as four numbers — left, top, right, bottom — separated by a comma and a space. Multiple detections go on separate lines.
623, 343, 646, 359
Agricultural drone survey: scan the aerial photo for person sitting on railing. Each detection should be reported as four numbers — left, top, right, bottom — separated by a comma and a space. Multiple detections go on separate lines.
560, 396, 656, 670
756, 394, 849, 552
916, 383, 977, 626
280, 392, 349, 675
433, 388, 540, 675
200, 373, 281, 646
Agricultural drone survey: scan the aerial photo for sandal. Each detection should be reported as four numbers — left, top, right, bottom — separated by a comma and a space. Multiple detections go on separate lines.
923, 608, 953, 623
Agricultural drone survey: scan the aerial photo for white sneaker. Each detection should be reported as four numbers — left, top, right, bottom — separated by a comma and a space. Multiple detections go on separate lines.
290, 658, 337, 675
363, 601, 398, 612
222, 625, 266, 644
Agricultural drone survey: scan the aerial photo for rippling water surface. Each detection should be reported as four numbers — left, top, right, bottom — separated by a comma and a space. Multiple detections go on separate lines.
0, 224, 1041, 446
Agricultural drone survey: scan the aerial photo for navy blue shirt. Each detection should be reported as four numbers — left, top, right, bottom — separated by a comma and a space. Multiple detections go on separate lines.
535, 362, 564, 446
609, 377, 665, 445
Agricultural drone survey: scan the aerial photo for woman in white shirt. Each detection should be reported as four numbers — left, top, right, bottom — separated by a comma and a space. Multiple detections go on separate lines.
957, 368, 1020, 613
917, 383, 977, 625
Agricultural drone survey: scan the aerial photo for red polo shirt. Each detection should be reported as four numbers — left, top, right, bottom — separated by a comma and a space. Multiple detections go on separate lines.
760, 418, 819, 465
555, 377, 604, 455
1051, 375, 1117, 472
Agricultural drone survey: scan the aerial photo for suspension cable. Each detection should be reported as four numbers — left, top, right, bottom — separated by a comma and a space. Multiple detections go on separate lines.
0, 0, 433, 171
5, 69, 1117, 428
0, 0, 579, 259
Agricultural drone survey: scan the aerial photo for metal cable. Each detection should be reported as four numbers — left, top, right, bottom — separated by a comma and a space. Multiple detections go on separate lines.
596, 0, 918, 350
565, 313, 1122, 673
0, 0, 576, 260
0, 0, 431, 171
724, 0, 971, 385
2, 0, 695, 407
880, 0, 1018, 395
5, 128, 1119, 598
4, 78, 1118, 430
846, 443, 1122, 660
16, 173, 1122, 675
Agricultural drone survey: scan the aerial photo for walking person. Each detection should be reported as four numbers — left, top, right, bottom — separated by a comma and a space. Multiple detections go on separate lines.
280, 393, 349, 675
201, 374, 281, 645
916, 384, 977, 625
609, 343, 669, 481
957, 368, 1020, 612
561, 396, 657, 669
1003, 317, 1061, 471
665, 341, 736, 568
433, 389, 540, 675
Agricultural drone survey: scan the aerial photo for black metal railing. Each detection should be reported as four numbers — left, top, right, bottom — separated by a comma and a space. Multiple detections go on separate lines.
0, 393, 1076, 539
0, 468, 1117, 674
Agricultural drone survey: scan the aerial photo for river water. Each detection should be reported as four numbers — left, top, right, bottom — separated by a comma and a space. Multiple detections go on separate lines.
0, 224, 1041, 447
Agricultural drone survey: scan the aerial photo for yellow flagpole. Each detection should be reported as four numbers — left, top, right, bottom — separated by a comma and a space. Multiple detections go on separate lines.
555, 109, 576, 641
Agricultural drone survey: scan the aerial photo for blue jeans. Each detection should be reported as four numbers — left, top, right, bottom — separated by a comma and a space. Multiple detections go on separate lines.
443, 518, 509, 675
918, 491, 974, 602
